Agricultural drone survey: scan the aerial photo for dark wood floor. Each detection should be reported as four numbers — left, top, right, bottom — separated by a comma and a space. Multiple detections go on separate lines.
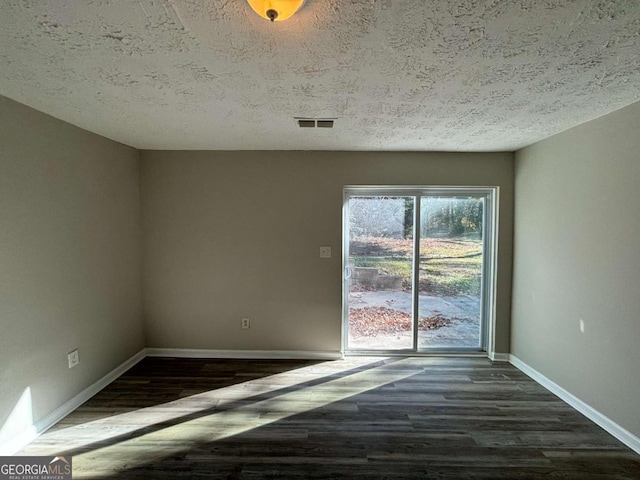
19, 356, 640, 479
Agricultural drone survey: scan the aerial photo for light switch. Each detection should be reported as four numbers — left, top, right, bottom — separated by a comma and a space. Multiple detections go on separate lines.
319, 246, 332, 258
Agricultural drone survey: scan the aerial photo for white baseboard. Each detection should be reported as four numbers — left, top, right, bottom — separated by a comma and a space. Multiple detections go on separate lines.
489, 352, 510, 362
509, 355, 640, 455
0, 427, 38, 456
145, 348, 343, 360
0, 348, 146, 456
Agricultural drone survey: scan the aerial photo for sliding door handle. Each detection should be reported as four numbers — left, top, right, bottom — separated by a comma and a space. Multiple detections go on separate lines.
344, 266, 353, 279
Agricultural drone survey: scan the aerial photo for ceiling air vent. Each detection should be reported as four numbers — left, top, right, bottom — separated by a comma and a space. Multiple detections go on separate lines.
296, 118, 336, 128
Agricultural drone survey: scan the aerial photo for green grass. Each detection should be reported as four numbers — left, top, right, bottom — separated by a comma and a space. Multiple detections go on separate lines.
356, 258, 413, 277
351, 236, 482, 296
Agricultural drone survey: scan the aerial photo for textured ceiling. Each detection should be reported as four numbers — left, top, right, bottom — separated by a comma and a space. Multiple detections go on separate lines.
1, 0, 639, 151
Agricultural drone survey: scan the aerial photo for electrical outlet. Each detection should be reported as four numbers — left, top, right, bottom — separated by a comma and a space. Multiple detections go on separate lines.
68, 349, 79, 369
319, 246, 332, 258
579, 318, 585, 333
241, 318, 250, 329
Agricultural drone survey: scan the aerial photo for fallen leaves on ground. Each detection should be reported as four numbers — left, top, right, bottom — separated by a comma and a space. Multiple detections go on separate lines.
348, 307, 453, 337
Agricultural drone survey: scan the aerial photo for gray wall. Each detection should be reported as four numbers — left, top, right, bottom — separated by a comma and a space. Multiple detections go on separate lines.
140, 151, 514, 354
0, 96, 144, 446
512, 101, 640, 438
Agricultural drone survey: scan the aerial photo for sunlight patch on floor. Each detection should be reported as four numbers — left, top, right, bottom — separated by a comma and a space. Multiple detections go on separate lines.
71, 358, 420, 478
19, 357, 387, 457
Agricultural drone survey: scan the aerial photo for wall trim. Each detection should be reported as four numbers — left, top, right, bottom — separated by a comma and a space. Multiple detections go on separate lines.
145, 348, 344, 360
510, 355, 640, 455
0, 349, 146, 456
489, 352, 510, 362
0, 428, 38, 456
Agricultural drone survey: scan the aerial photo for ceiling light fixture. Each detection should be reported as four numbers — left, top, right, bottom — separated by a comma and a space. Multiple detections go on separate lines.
247, 0, 305, 22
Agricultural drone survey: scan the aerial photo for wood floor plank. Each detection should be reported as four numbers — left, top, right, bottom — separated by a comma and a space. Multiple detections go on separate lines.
16, 357, 640, 479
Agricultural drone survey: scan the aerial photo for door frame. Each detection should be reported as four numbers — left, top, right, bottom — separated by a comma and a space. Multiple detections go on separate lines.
342, 185, 499, 356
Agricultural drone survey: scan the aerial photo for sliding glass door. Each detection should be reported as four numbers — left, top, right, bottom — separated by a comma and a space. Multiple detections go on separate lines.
417, 196, 484, 349
343, 187, 496, 353
345, 196, 416, 350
